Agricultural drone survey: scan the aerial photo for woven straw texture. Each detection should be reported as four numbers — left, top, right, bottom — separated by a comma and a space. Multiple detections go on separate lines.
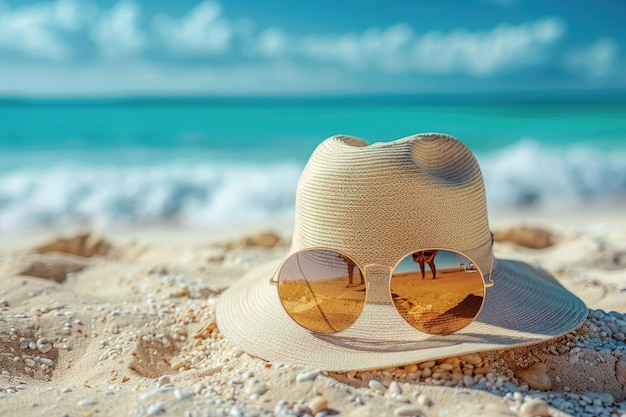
216, 134, 587, 371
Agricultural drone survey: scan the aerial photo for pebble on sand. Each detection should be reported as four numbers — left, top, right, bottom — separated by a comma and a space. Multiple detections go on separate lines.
393, 404, 422, 417
36, 232, 111, 257
493, 226, 553, 249
20, 257, 88, 282
515, 363, 552, 391
296, 370, 319, 382
308, 395, 328, 415
416, 394, 433, 407
368, 379, 386, 394
36, 338, 53, 353
228, 231, 282, 249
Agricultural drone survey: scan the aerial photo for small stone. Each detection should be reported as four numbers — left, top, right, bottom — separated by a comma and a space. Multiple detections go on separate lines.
308, 395, 328, 415
442, 357, 460, 368
438, 363, 453, 371
616, 355, 626, 386
393, 405, 422, 416
417, 394, 433, 407
147, 402, 165, 415
169, 356, 185, 371
19, 341, 29, 350
192, 383, 205, 395
520, 398, 549, 417
515, 363, 552, 391
493, 226, 553, 249
229, 231, 282, 249
404, 364, 418, 373
296, 370, 319, 382
245, 382, 267, 396
459, 353, 482, 365
173, 388, 192, 400
473, 366, 491, 375
463, 375, 475, 387
418, 360, 436, 369
24, 358, 36, 367
78, 399, 97, 407
388, 381, 402, 396
39, 358, 54, 366
36, 338, 53, 353
369, 379, 386, 394
157, 376, 170, 387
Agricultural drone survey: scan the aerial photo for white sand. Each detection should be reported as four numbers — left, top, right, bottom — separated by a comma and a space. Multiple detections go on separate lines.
1, 211, 625, 417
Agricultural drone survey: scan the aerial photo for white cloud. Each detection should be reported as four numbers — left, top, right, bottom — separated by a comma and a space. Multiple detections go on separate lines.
564, 38, 620, 78
256, 27, 288, 57
1, 0, 621, 96
298, 23, 414, 71
90, 1, 146, 59
412, 18, 565, 75
293, 18, 565, 76
0, 0, 92, 60
152, 1, 232, 55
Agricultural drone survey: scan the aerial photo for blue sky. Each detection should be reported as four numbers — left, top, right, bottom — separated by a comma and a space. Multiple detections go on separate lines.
0, 0, 624, 96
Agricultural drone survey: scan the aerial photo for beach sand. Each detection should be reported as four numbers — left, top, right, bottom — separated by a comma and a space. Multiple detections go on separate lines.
1, 210, 625, 417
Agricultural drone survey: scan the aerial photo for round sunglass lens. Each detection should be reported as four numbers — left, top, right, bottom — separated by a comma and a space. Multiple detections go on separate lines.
277, 250, 366, 333
390, 249, 485, 334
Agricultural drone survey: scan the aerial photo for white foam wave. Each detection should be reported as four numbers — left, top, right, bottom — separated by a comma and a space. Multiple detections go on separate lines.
479, 139, 626, 206
0, 163, 301, 232
0, 140, 625, 231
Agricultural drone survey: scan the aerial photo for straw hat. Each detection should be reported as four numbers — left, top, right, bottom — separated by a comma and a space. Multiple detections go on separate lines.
216, 134, 587, 371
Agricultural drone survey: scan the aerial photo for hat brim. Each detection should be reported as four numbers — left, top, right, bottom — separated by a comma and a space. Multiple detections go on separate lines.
216, 258, 587, 371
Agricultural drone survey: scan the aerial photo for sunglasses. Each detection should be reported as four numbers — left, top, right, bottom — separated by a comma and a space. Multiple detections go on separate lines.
270, 246, 494, 335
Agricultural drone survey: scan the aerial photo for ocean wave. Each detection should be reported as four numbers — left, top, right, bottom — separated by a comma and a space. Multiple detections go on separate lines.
479, 139, 626, 206
0, 140, 625, 231
0, 163, 301, 231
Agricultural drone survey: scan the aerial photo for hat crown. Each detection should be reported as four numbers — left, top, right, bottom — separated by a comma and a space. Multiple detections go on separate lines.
291, 134, 492, 268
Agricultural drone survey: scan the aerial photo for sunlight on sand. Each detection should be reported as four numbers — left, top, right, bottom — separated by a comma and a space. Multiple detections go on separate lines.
391, 269, 484, 334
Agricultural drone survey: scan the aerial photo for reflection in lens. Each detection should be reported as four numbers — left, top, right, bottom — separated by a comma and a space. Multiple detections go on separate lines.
277, 250, 366, 333
391, 250, 485, 334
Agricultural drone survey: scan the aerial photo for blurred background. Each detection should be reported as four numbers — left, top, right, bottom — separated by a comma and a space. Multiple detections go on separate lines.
0, 0, 625, 232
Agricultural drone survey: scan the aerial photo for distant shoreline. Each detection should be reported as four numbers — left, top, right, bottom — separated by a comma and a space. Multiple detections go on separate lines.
2, 89, 626, 107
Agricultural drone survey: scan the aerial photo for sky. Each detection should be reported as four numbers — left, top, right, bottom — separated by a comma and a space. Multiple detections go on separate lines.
0, 0, 624, 96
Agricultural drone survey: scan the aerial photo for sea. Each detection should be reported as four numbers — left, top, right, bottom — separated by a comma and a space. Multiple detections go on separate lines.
1, 93, 625, 232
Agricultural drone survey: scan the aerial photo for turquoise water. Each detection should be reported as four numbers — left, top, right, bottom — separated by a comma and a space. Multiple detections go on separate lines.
0, 96, 625, 230
2, 96, 625, 157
